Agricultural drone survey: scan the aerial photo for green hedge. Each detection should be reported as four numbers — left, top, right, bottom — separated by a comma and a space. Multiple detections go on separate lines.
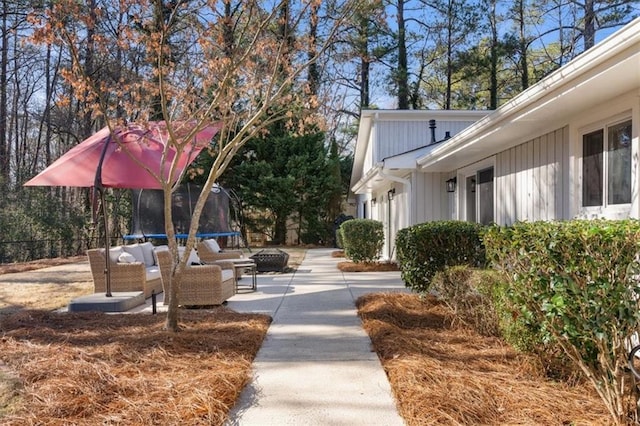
396, 220, 486, 293
340, 219, 384, 263
483, 220, 640, 423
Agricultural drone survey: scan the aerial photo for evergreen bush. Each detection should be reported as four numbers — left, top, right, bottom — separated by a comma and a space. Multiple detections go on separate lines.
340, 219, 383, 263
396, 220, 486, 293
484, 220, 640, 423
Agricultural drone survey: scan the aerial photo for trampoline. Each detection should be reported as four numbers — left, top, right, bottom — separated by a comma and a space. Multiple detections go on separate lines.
124, 184, 243, 245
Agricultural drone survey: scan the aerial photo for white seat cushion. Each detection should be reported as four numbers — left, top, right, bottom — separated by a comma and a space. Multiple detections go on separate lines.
118, 252, 138, 263
145, 266, 161, 281
178, 246, 201, 265
221, 269, 234, 282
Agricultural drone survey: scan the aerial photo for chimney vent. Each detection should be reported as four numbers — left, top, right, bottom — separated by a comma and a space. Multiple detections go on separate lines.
429, 119, 436, 144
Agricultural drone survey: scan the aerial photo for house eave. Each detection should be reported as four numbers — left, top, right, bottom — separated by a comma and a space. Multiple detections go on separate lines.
417, 17, 640, 172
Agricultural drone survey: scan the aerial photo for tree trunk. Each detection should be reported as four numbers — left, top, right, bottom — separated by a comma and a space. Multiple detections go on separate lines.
0, 0, 9, 181
489, 0, 498, 110
583, 0, 596, 50
518, 0, 529, 89
396, 0, 409, 109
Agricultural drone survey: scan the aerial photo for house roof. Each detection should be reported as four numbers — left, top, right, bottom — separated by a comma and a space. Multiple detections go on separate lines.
350, 110, 488, 194
417, 17, 640, 172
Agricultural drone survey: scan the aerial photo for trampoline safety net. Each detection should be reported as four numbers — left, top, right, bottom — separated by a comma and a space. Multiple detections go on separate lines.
132, 184, 235, 236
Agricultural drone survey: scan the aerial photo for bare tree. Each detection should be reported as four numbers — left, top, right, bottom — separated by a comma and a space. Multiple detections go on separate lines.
32, 0, 356, 331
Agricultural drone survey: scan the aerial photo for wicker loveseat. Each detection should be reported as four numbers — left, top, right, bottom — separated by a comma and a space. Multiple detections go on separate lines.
155, 249, 235, 306
87, 242, 163, 298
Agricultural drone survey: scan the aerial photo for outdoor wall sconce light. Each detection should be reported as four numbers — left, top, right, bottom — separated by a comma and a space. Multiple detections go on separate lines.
446, 177, 457, 193
371, 197, 377, 205
387, 188, 396, 201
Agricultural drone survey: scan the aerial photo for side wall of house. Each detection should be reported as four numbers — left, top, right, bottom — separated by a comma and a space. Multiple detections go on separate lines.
376, 119, 482, 161
414, 172, 451, 224
495, 126, 570, 225
457, 91, 639, 226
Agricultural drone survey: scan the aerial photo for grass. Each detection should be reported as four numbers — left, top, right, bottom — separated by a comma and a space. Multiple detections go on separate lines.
357, 292, 612, 425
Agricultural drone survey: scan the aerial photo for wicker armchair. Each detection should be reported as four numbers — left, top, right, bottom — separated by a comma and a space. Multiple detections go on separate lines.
155, 250, 235, 306
87, 248, 163, 298
196, 239, 244, 262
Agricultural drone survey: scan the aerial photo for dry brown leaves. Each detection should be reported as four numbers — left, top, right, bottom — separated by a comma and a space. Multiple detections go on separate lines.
337, 261, 400, 272
357, 293, 612, 426
0, 257, 86, 275
0, 308, 270, 425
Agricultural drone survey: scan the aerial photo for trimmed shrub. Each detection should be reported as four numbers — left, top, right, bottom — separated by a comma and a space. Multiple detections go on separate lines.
431, 266, 502, 337
396, 220, 486, 293
484, 220, 640, 424
340, 219, 384, 263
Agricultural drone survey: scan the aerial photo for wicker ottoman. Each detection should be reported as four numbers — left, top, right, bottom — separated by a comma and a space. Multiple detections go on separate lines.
250, 248, 290, 272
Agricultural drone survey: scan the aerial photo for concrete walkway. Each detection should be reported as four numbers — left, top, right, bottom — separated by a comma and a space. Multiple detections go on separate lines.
225, 248, 408, 425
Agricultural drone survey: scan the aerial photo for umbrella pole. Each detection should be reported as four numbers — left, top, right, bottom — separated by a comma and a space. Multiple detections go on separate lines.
95, 133, 112, 298
100, 186, 112, 297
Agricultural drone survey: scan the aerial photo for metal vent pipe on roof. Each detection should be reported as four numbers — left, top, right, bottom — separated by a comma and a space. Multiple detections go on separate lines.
429, 119, 436, 144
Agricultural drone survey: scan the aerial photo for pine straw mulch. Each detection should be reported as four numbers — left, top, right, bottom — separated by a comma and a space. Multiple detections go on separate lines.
337, 260, 400, 272
356, 292, 612, 426
0, 308, 271, 425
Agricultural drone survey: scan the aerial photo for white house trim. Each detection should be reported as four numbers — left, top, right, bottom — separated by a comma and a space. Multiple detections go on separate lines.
417, 18, 640, 174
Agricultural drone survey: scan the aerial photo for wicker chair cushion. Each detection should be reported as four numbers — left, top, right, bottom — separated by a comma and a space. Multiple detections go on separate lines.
100, 246, 124, 263
123, 244, 145, 263
139, 242, 155, 266
118, 252, 138, 263
146, 266, 161, 281
178, 246, 201, 264
203, 239, 222, 253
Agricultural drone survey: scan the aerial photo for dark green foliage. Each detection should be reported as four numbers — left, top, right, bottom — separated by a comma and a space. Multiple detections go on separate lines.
395, 220, 486, 293
483, 220, 640, 422
218, 128, 349, 246
0, 186, 91, 262
340, 219, 383, 263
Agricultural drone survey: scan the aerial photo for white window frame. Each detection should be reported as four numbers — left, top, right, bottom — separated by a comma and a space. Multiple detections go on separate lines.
579, 114, 633, 219
456, 156, 496, 224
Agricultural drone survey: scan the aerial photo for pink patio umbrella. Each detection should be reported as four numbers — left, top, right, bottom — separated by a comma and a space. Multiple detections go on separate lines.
24, 121, 221, 296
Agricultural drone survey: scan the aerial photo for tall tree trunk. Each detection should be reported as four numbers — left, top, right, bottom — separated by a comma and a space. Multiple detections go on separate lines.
359, 13, 371, 108
82, 0, 96, 137
583, 0, 596, 49
0, 0, 9, 182
396, 0, 409, 109
307, 1, 320, 98
517, 0, 529, 89
445, 0, 453, 110
489, 0, 498, 110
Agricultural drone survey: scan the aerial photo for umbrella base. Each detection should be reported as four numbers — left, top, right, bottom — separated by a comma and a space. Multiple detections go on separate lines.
67, 291, 145, 313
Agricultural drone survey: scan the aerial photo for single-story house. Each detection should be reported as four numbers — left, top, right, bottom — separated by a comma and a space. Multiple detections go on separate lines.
350, 17, 640, 259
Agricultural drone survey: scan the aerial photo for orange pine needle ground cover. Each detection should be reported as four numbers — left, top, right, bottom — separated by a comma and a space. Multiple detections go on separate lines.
337, 261, 400, 272
0, 308, 270, 425
357, 293, 611, 425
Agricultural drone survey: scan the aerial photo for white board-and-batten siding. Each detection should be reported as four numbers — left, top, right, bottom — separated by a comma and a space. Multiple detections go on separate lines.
414, 172, 450, 224
495, 126, 570, 225
375, 120, 479, 162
